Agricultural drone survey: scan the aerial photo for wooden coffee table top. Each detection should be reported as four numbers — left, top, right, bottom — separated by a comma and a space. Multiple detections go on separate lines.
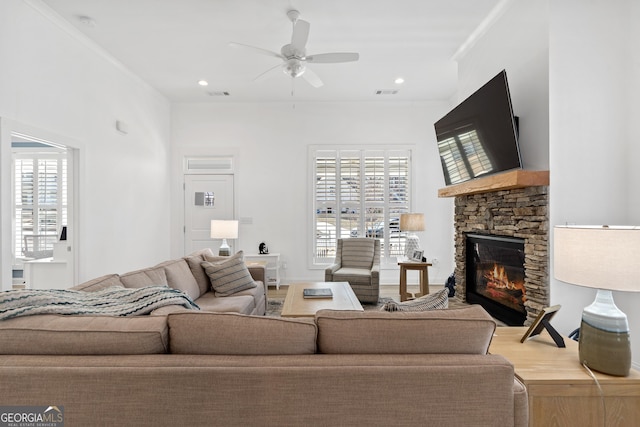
281, 282, 364, 318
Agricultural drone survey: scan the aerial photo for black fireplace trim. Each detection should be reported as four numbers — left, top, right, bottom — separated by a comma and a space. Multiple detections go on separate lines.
465, 233, 527, 326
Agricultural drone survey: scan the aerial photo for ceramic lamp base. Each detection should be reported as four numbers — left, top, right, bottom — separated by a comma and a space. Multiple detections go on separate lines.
579, 321, 631, 376
218, 239, 231, 256
404, 235, 420, 258
578, 289, 631, 377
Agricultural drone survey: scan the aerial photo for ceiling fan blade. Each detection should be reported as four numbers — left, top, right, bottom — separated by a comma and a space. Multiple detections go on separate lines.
302, 67, 323, 88
229, 42, 284, 59
254, 63, 283, 82
306, 52, 359, 63
291, 19, 310, 51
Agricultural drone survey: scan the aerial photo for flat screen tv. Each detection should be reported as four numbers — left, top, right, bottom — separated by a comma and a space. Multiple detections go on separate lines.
434, 70, 521, 186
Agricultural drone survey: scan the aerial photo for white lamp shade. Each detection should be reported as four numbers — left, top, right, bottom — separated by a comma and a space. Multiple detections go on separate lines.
400, 213, 425, 232
210, 220, 239, 239
554, 225, 640, 292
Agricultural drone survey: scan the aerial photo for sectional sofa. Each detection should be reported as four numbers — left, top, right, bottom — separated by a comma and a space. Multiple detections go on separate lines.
0, 250, 528, 426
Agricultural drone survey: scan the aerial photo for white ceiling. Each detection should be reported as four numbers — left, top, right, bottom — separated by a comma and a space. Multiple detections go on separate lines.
38, 0, 504, 103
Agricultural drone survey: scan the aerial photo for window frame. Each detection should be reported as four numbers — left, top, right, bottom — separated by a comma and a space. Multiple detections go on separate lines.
308, 145, 414, 269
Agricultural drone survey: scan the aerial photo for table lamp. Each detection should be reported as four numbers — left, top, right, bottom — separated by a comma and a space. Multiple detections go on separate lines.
210, 220, 239, 256
400, 213, 425, 258
554, 225, 640, 376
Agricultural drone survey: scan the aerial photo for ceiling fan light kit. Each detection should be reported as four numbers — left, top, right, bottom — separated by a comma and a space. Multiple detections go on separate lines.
230, 9, 359, 89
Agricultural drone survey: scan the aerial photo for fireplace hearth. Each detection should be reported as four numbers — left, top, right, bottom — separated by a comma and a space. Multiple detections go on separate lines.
466, 234, 526, 325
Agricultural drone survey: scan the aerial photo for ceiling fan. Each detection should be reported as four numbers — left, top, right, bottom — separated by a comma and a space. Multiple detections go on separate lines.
230, 9, 359, 88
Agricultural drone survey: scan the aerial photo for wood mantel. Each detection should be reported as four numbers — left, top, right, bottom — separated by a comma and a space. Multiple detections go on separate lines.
438, 169, 549, 198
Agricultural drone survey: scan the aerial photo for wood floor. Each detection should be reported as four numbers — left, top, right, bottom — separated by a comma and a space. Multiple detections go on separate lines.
268, 284, 445, 302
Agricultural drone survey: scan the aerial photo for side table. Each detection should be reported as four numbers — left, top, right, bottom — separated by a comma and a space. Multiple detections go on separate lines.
490, 326, 640, 426
397, 261, 432, 301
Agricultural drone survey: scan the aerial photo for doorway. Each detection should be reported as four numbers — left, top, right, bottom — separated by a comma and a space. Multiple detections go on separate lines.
10, 132, 77, 289
184, 174, 234, 255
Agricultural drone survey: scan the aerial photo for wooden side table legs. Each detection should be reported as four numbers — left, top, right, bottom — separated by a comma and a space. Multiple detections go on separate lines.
398, 262, 432, 302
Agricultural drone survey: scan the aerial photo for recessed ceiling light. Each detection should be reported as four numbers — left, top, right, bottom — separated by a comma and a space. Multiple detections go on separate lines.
198, 80, 209, 86
394, 77, 405, 85
76, 15, 96, 28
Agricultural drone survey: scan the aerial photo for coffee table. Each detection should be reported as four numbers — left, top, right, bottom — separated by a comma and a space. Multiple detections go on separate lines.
280, 282, 364, 318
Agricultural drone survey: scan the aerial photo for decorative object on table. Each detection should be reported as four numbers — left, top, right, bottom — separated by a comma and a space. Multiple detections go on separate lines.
520, 305, 565, 348
210, 219, 239, 256
554, 225, 640, 376
410, 249, 424, 262
400, 213, 425, 258
259, 242, 269, 254
302, 288, 333, 299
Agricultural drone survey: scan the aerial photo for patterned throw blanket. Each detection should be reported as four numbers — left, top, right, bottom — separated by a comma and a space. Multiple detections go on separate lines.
0, 286, 200, 321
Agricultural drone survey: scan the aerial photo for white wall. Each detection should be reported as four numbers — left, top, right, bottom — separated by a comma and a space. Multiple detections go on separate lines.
549, 0, 640, 366
170, 101, 454, 285
0, 1, 172, 288
455, 0, 549, 172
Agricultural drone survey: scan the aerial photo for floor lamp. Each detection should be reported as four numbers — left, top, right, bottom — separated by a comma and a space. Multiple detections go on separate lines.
210, 220, 238, 256
554, 225, 640, 376
400, 213, 425, 258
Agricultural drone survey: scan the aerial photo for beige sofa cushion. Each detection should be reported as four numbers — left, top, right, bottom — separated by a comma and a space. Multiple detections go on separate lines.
155, 259, 200, 300
70, 274, 124, 292
168, 312, 317, 355
120, 266, 167, 288
0, 315, 168, 355
316, 305, 496, 355
183, 248, 216, 296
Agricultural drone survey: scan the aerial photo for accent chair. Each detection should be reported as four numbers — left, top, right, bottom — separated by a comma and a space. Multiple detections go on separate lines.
325, 238, 380, 304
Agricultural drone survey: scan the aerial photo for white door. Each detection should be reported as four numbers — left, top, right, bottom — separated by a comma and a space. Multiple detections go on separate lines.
184, 174, 234, 254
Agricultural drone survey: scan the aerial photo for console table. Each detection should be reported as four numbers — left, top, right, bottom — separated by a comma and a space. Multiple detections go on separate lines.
397, 261, 431, 301
244, 253, 280, 289
490, 327, 640, 426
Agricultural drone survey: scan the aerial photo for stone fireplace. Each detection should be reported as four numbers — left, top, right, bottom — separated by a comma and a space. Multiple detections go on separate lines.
439, 170, 550, 326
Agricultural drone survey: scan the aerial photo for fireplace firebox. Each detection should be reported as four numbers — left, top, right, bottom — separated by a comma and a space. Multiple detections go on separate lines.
466, 234, 526, 326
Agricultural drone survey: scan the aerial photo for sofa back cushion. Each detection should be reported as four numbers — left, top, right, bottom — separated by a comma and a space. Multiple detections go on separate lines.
168, 312, 317, 355
70, 274, 124, 292
155, 259, 201, 300
315, 305, 496, 355
183, 248, 216, 296
340, 238, 375, 269
0, 314, 169, 355
120, 266, 168, 289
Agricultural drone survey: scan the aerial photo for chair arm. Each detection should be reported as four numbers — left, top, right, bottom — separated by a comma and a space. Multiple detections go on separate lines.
247, 264, 266, 284
371, 264, 380, 282
325, 263, 341, 281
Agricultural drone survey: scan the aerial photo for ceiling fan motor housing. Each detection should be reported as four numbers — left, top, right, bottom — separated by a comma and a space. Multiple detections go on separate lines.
283, 58, 305, 77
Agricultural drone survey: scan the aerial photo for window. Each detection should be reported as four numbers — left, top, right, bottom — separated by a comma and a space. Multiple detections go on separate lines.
13, 151, 67, 261
312, 148, 411, 265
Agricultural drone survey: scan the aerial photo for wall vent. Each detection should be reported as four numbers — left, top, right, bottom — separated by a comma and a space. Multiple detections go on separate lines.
184, 156, 234, 174
207, 91, 230, 97
374, 89, 399, 95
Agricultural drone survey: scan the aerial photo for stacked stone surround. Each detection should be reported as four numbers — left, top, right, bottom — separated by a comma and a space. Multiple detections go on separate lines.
454, 186, 549, 325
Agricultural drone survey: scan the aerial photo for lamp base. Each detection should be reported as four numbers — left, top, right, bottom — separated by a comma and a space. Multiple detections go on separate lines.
578, 289, 631, 377
579, 321, 631, 376
404, 235, 420, 258
218, 239, 231, 257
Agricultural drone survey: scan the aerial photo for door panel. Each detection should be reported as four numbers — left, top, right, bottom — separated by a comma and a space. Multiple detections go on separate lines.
184, 175, 234, 254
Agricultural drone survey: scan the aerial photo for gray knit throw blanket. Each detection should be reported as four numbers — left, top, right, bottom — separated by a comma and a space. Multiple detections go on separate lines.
0, 286, 200, 320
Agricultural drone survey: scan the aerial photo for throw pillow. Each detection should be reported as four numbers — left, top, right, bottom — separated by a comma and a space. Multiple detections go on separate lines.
201, 251, 257, 296
382, 288, 449, 312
